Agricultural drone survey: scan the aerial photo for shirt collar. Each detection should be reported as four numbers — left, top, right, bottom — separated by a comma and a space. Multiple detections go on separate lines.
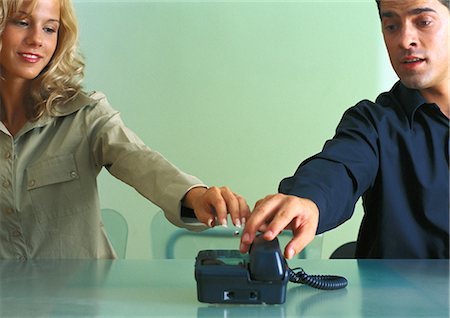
52, 92, 95, 117
32, 91, 95, 125
392, 81, 429, 126
0, 92, 95, 138
0, 91, 93, 120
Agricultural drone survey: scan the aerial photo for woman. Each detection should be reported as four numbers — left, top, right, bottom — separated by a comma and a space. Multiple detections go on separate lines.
0, 0, 249, 259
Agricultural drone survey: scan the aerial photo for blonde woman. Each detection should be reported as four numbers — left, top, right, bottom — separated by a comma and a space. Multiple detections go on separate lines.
0, 0, 249, 259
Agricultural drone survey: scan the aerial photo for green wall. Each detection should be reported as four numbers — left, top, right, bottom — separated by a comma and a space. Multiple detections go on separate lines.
73, 0, 397, 259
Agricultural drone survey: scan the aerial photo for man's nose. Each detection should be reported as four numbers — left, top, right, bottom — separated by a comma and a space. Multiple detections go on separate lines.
399, 23, 418, 49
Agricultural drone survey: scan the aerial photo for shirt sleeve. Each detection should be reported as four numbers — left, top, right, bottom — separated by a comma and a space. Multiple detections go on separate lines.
279, 101, 380, 233
84, 92, 208, 231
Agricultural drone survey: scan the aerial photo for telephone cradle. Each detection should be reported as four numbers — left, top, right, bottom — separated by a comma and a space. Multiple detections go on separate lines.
194, 235, 348, 304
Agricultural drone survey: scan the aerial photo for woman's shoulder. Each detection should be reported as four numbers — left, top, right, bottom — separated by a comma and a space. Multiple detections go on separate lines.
53, 91, 116, 117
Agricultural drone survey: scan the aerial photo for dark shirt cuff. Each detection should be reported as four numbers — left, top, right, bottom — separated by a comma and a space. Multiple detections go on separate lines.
181, 205, 197, 220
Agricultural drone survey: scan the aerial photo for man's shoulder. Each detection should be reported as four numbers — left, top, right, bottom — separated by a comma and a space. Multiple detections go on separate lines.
373, 82, 403, 107
348, 95, 401, 118
347, 81, 412, 116
340, 84, 409, 127
372, 81, 425, 124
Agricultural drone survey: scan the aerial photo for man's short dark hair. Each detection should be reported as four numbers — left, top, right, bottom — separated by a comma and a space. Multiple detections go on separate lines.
376, 0, 450, 16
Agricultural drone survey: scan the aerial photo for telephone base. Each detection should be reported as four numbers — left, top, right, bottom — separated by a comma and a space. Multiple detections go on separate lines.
195, 249, 288, 304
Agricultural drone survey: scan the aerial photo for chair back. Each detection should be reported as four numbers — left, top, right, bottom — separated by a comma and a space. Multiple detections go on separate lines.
150, 210, 323, 259
101, 208, 129, 259
329, 241, 357, 259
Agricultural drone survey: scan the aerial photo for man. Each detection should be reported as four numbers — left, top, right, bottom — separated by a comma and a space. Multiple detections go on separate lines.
240, 0, 449, 259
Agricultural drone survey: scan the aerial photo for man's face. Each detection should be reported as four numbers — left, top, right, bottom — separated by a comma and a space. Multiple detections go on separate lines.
379, 0, 449, 94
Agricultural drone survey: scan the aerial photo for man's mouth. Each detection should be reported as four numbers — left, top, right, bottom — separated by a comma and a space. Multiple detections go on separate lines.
402, 56, 425, 64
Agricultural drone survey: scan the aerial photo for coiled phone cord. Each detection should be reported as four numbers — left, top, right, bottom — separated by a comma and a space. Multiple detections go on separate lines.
287, 267, 348, 290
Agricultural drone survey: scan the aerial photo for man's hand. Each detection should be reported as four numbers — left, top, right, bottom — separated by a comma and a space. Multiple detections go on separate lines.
183, 186, 250, 228
239, 193, 319, 259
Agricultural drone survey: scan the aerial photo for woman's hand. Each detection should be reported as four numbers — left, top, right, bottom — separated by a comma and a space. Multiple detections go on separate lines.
183, 186, 250, 228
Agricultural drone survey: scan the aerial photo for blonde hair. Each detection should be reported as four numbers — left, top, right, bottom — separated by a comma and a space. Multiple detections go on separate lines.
0, 0, 85, 120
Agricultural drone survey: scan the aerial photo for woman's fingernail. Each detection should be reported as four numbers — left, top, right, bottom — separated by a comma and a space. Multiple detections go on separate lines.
235, 218, 241, 228
221, 219, 228, 227
242, 233, 250, 243
207, 218, 213, 227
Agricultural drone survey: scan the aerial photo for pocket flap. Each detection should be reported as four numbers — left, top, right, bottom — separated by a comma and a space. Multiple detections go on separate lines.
26, 154, 79, 190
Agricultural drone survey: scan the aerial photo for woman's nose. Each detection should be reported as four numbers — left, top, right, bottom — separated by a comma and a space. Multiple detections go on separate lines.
25, 28, 43, 47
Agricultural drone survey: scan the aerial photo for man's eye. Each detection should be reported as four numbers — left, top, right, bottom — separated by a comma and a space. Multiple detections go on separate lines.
384, 24, 398, 32
419, 20, 432, 27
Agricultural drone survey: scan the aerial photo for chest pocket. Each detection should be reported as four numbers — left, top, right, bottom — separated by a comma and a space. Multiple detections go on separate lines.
27, 154, 84, 221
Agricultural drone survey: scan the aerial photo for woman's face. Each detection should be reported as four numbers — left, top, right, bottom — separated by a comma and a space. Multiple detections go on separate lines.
0, 0, 60, 83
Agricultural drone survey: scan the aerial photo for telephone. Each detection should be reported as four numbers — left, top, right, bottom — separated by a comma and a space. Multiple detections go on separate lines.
194, 234, 347, 304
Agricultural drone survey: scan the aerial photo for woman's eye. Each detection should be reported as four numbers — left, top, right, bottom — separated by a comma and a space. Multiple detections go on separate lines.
44, 27, 57, 34
13, 19, 29, 27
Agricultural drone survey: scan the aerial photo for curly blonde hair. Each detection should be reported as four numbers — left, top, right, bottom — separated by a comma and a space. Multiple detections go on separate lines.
0, 0, 85, 120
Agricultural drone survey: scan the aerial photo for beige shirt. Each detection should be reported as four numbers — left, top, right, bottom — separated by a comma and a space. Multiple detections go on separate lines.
0, 91, 206, 259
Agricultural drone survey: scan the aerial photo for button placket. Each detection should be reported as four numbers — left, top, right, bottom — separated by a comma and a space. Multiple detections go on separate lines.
1, 139, 27, 258
1, 146, 15, 219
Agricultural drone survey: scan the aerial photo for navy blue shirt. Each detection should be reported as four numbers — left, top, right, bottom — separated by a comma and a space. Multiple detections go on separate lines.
279, 81, 449, 258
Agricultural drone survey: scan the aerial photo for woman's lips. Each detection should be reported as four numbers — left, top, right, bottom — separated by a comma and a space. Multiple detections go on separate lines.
19, 52, 42, 63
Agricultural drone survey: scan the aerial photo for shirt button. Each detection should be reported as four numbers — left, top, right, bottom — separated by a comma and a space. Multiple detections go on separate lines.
2, 180, 11, 188
70, 171, 78, 179
18, 255, 27, 261
12, 229, 22, 237
5, 152, 12, 160
4, 208, 14, 215
28, 180, 36, 187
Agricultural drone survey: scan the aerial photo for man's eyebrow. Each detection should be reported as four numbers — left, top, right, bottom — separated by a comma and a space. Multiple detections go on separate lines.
409, 7, 437, 15
381, 7, 437, 19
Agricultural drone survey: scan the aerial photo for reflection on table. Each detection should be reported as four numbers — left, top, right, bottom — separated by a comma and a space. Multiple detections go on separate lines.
0, 259, 448, 317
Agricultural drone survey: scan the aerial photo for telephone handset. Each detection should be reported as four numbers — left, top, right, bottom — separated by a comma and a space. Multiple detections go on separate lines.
195, 234, 347, 304
248, 234, 287, 281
